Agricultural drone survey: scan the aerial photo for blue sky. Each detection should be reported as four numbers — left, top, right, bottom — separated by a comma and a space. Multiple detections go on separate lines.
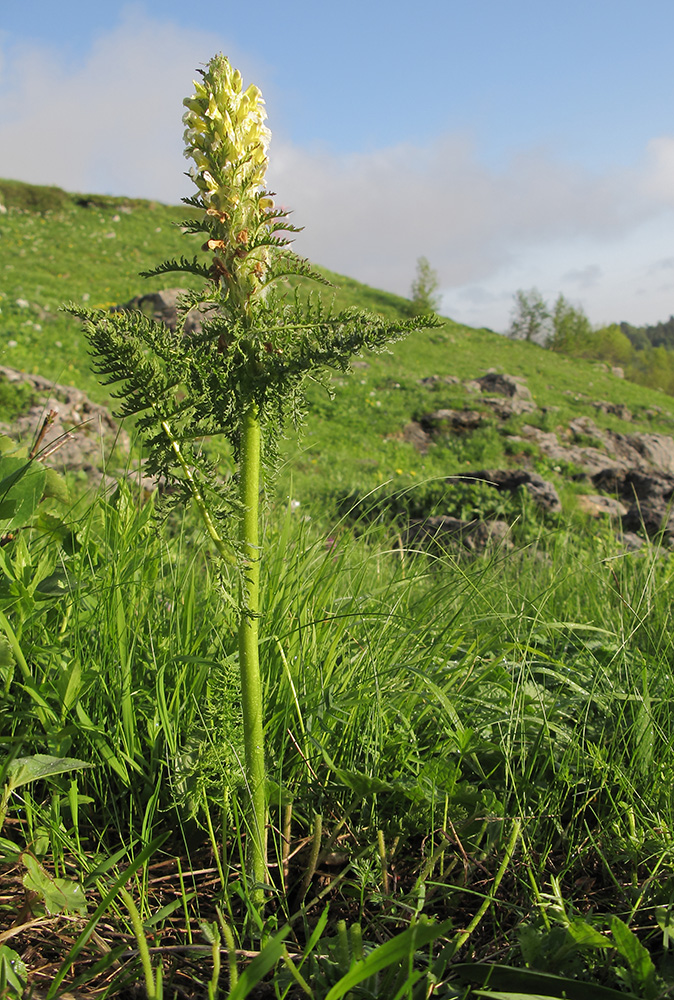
1, 1, 673, 330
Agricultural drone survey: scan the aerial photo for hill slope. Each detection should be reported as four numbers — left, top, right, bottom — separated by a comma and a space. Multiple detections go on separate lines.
2, 178, 674, 516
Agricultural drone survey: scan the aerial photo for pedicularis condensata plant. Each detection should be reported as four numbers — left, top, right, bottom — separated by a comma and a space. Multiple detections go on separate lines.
69, 54, 441, 905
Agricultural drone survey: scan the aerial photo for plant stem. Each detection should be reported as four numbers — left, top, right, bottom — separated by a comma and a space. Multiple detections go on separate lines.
445, 818, 522, 960
238, 401, 266, 904
119, 887, 159, 1000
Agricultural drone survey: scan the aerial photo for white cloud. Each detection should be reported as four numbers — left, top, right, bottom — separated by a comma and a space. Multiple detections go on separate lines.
642, 136, 674, 205
0, 8, 250, 201
561, 264, 603, 288
0, 11, 673, 329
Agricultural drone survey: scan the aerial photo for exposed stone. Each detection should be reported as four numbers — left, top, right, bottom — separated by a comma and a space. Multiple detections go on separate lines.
593, 401, 632, 421
576, 494, 627, 518
418, 374, 461, 387
457, 468, 562, 513
419, 409, 484, 433
519, 418, 674, 479
0, 366, 129, 477
474, 372, 536, 415
117, 288, 207, 334
402, 421, 432, 453
587, 468, 674, 541
404, 515, 511, 552
590, 468, 674, 501
481, 395, 537, 418
622, 499, 674, 542
476, 371, 533, 401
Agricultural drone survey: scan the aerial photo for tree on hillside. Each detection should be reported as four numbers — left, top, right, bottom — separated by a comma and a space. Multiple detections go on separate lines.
410, 256, 441, 315
589, 324, 634, 366
508, 288, 551, 343
547, 294, 592, 352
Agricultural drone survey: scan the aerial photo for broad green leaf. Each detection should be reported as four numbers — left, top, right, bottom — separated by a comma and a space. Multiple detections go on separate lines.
0, 635, 14, 668
45, 834, 170, 999
22, 854, 88, 915
0, 457, 46, 530
42, 466, 69, 504
334, 767, 394, 796
0, 436, 20, 456
610, 917, 657, 995
6, 753, 92, 791
566, 918, 610, 949
0, 944, 27, 994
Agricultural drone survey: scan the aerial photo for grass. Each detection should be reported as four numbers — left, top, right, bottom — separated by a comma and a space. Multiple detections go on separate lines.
3, 481, 674, 996
2, 179, 674, 996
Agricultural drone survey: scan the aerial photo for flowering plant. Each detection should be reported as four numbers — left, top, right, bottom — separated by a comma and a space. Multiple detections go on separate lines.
69, 54, 441, 905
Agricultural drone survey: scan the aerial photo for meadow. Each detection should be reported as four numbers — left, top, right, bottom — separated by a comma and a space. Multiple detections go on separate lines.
2, 179, 674, 998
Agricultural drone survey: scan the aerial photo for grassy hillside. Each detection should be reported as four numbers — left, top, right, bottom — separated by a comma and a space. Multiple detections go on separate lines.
2, 177, 674, 515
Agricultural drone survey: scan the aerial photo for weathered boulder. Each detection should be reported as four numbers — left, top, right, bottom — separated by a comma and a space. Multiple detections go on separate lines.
589, 467, 674, 541
590, 467, 674, 501
519, 418, 674, 478
402, 421, 432, 453
418, 375, 461, 387
621, 498, 674, 542
456, 469, 562, 513
475, 372, 536, 415
117, 288, 206, 334
0, 365, 129, 476
593, 400, 632, 421
576, 494, 628, 518
405, 515, 511, 553
419, 409, 484, 433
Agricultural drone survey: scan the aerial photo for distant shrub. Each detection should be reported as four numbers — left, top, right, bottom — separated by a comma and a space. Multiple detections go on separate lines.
0, 179, 70, 214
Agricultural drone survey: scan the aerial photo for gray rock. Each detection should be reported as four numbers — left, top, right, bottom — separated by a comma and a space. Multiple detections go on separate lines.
576, 494, 627, 518
474, 372, 536, 416
0, 365, 129, 479
118, 288, 207, 334
622, 498, 674, 542
520, 419, 674, 478
404, 515, 511, 553
418, 374, 461, 387
459, 468, 562, 513
593, 401, 632, 421
476, 371, 533, 401
402, 421, 432, 453
420, 409, 484, 433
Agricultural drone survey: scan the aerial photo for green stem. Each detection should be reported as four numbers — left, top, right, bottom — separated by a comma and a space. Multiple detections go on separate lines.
119, 887, 159, 1000
445, 818, 521, 961
238, 401, 266, 905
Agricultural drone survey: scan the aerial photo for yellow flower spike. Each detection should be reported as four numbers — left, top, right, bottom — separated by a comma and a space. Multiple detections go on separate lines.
183, 53, 275, 307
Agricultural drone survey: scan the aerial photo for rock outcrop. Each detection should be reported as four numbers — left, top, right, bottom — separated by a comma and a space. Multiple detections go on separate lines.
117, 288, 206, 334
405, 515, 511, 553
0, 366, 129, 476
454, 469, 562, 513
